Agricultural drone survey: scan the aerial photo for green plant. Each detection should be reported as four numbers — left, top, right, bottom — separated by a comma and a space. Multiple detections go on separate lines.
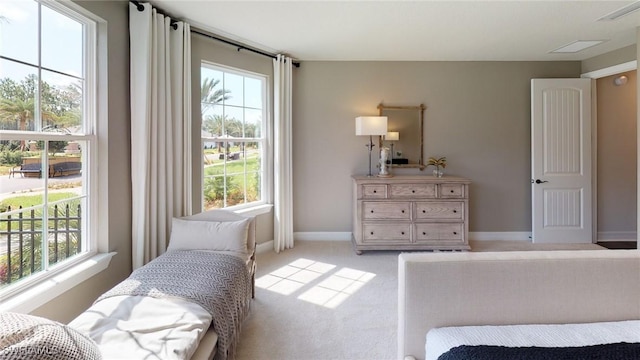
0, 149, 23, 166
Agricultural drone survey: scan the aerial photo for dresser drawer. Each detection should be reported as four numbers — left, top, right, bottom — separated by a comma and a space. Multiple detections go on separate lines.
363, 223, 411, 242
390, 183, 436, 198
440, 183, 465, 198
362, 184, 387, 199
362, 202, 411, 220
415, 202, 463, 220
415, 223, 463, 241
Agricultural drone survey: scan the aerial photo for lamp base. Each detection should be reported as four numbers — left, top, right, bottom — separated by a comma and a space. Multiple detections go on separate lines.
377, 173, 393, 178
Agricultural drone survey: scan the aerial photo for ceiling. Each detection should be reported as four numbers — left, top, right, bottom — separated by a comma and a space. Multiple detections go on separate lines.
150, 1, 640, 62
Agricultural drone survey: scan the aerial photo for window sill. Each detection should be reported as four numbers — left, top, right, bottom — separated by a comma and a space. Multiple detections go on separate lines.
0, 252, 116, 313
234, 203, 273, 217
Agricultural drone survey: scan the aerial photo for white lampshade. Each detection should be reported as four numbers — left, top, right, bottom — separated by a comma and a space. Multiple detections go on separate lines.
385, 131, 399, 141
355, 116, 388, 136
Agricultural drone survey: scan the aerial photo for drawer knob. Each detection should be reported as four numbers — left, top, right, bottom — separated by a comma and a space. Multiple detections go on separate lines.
450, 190, 454, 193
370, 232, 374, 235
401, 231, 405, 235
401, 210, 405, 213
370, 210, 374, 213
373, 190, 377, 193
453, 232, 457, 235
453, 210, 457, 213
412, 190, 416, 193
422, 210, 426, 213
422, 232, 426, 235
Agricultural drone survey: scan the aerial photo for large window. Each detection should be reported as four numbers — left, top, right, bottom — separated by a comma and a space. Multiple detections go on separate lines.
0, 1, 96, 295
201, 63, 266, 210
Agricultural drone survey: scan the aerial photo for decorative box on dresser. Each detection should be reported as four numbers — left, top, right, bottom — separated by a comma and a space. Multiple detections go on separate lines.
352, 175, 471, 254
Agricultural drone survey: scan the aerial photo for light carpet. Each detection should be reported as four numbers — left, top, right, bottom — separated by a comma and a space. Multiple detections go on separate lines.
235, 240, 606, 360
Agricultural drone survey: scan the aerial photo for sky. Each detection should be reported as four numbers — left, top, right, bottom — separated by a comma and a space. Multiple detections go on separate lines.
0, 0, 83, 88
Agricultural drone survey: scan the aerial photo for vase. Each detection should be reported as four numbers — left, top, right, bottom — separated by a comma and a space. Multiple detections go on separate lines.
433, 168, 444, 177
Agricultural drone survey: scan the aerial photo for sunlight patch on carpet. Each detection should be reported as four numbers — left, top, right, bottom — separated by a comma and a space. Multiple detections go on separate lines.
298, 267, 375, 308
256, 258, 376, 308
256, 258, 336, 295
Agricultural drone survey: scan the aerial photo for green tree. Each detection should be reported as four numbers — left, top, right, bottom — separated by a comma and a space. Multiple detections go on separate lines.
0, 98, 58, 150
203, 114, 226, 137
36, 140, 68, 155
201, 78, 231, 114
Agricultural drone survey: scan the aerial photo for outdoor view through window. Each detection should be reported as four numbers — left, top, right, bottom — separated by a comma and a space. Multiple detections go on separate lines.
201, 63, 266, 210
0, 1, 94, 291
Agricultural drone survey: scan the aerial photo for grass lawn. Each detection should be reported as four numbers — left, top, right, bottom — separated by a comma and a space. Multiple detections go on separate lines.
0, 193, 80, 231
203, 156, 261, 208
204, 156, 260, 176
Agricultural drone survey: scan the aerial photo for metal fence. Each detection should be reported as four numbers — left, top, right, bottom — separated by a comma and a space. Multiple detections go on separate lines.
0, 204, 81, 285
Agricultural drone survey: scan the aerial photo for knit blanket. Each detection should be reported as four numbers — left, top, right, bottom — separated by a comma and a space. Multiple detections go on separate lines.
0, 312, 102, 360
96, 250, 252, 360
438, 342, 640, 360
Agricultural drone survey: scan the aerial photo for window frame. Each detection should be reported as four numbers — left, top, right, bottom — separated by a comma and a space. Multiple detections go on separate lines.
200, 61, 270, 212
0, 0, 109, 307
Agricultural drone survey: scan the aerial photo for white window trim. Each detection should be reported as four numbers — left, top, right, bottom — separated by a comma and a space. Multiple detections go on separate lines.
234, 203, 273, 217
200, 62, 270, 211
0, 1, 111, 310
0, 252, 115, 313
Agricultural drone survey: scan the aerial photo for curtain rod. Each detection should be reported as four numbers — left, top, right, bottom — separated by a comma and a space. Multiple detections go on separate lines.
191, 29, 300, 68
129, 0, 300, 68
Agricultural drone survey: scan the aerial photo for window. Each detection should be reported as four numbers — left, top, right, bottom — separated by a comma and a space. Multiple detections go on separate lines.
201, 63, 267, 210
0, 1, 97, 296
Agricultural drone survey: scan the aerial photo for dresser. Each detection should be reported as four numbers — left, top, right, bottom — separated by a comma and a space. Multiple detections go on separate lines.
352, 175, 471, 254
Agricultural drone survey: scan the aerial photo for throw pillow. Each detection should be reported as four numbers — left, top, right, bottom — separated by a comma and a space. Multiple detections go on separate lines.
167, 217, 250, 254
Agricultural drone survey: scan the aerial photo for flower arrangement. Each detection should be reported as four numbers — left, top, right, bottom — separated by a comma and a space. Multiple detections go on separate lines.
427, 156, 446, 177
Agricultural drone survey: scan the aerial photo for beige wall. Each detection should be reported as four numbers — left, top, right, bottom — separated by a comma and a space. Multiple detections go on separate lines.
191, 34, 274, 244
30, 0, 132, 323
293, 61, 581, 233
597, 71, 637, 233
582, 45, 637, 74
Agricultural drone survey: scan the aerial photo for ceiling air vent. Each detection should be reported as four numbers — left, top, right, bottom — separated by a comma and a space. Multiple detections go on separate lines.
550, 40, 605, 53
598, 1, 640, 21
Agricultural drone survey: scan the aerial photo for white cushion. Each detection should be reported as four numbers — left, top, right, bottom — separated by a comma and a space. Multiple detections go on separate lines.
167, 217, 250, 254
181, 210, 256, 255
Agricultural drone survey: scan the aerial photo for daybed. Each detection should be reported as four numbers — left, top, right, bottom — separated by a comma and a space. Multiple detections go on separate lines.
66, 209, 256, 360
398, 250, 640, 360
0, 209, 258, 360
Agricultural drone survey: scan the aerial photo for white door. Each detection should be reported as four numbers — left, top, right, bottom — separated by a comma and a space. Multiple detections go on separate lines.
531, 78, 592, 243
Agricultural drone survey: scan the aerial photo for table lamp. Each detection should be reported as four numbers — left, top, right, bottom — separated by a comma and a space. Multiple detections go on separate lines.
355, 116, 388, 177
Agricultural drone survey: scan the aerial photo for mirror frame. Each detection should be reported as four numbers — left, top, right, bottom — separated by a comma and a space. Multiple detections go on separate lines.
378, 103, 427, 170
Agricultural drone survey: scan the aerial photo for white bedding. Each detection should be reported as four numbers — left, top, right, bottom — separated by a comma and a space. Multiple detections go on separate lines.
425, 320, 640, 360
69, 295, 212, 360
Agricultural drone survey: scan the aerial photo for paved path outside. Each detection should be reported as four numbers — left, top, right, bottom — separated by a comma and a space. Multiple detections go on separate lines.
0, 174, 82, 201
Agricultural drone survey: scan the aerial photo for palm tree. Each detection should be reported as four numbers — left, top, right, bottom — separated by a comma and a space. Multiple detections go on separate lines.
201, 78, 231, 114
0, 98, 57, 150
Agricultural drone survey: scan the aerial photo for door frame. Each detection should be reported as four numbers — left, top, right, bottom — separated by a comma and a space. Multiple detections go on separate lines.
581, 60, 638, 246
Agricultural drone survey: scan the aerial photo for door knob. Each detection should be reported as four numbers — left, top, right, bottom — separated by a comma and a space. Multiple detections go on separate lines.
534, 179, 548, 184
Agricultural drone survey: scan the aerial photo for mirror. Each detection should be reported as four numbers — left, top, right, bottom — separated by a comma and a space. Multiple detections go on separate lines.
378, 103, 426, 170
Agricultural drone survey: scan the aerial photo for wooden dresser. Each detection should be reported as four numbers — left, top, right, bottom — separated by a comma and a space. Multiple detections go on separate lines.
352, 175, 471, 254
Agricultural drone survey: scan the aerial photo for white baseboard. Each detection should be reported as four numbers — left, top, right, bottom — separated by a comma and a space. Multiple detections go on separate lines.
257, 231, 637, 251
596, 232, 637, 242
256, 241, 274, 254
294, 232, 352, 241
469, 232, 531, 241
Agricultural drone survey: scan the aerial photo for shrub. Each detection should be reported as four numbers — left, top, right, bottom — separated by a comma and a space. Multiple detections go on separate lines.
0, 150, 23, 166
